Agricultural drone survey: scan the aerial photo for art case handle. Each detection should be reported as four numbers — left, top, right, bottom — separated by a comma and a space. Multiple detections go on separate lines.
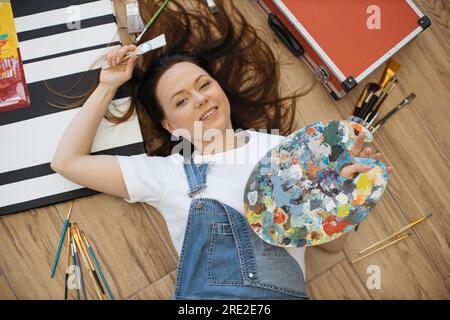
268, 13, 304, 57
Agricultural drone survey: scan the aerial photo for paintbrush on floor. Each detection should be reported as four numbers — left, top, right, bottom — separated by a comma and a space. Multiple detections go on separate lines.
126, 0, 145, 34
136, 0, 170, 43
365, 77, 398, 125
50, 201, 74, 278
351, 213, 432, 264
64, 224, 72, 300
206, 0, 220, 14
371, 93, 416, 134
81, 231, 114, 300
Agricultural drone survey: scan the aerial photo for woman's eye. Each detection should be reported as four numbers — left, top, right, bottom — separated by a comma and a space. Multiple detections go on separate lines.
176, 98, 187, 107
200, 81, 210, 89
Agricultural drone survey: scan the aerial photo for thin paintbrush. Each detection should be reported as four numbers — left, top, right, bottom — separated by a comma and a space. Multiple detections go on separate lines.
355, 83, 379, 118
351, 234, 410, 264
371, 93, 416, 134
72, 237, 87, 300
365, 78, 398, 124
81, 232, 114, 300
71, 226, 104, 300
359, 86, 384, 120
51, 201, 74, 278
64, 224, 72, 300
353, 83, 371, 116
358, 212, 430, 255
70, 241, 80, 300
135, 0, 170, 43
72, 224, 105, 297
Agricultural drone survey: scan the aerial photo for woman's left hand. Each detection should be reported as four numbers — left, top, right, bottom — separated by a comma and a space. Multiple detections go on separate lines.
339, 132, 393, 179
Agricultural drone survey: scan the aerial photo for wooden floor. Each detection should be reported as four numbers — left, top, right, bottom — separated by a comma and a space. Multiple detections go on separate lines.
1, 0, 449, 300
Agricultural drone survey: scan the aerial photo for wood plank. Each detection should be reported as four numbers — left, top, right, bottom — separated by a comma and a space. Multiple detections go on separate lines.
344, 191, 449, 299
0, 271, 17, 299
416, 0, 450, 59
304, 247, 346, 282
307, 260, 372, 300
52, 194, 178, 299
0, 207, 67, 299
128, 270, 177, 300
142, 204, 179, 262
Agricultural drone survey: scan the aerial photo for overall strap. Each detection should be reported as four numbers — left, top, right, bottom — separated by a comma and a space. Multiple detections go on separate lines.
183, 162, 209, 198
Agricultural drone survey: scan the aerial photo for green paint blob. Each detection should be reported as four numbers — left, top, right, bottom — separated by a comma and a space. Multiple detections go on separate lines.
323, 121, 341, 146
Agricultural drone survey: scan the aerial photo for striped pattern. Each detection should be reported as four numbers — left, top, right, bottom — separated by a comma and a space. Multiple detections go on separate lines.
0, 0, 145, 216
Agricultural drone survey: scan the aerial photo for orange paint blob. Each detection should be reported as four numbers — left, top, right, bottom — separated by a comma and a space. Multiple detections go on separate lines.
352, 194, 365, 206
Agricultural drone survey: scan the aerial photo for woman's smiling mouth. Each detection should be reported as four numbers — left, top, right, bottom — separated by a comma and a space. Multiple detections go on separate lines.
199, 106, 219, 121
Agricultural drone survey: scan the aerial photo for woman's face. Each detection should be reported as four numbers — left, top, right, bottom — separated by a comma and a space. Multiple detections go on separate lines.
156, 62, 232, 143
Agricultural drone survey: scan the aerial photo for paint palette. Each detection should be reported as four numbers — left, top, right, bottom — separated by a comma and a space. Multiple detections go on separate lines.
244, 120, 388, 247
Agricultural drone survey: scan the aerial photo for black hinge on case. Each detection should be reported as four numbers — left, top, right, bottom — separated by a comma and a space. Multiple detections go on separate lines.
268, 13, 304, 56
341, 76, 357, 93
418, 16, 431, 30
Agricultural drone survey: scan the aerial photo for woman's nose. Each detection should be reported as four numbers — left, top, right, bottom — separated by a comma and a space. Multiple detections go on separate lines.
193, 91, 207, 108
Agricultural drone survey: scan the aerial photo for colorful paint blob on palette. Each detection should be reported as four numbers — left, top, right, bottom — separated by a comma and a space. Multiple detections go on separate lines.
244, 120, 388, 247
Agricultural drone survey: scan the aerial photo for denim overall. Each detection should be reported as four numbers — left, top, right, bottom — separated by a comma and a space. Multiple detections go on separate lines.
173, 162, 309, 300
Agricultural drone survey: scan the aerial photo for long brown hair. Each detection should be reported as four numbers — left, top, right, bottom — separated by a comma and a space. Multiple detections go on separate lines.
56, 0, 308, 156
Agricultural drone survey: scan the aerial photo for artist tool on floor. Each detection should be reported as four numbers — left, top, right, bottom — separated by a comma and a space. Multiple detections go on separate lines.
71, 236, 87, 300
353, 59, 401, 120
351, 213, 432, 264
371, 93, 416, 134
50, 201, 73, 278
206, 0, 219, 14
126, 0, 145, 34
81, 231, 115, 300
255, 0, 431, 100
349, 59, 416, 134
50, 202, 113, 300
135, 0, 170, 43
103, 34, 166, 70
70, 239, 80, 300
64, 222, 72, 300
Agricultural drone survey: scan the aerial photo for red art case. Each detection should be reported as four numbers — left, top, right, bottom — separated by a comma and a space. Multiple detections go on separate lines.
255, 0, 431, 99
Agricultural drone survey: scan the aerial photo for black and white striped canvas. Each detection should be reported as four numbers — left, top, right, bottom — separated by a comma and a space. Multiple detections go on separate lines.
0, 0, 145, 216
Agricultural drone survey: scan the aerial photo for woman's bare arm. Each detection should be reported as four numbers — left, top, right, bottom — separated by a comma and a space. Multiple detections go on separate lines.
51, 45, 138, 199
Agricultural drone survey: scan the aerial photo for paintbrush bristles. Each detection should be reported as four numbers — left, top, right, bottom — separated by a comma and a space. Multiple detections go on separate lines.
387, 59, 401, 74
126, 0, 145, 34
66, 200, 74, 220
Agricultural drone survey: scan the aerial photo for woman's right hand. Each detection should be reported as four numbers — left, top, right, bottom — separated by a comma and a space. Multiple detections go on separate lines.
100, 45, 138, 90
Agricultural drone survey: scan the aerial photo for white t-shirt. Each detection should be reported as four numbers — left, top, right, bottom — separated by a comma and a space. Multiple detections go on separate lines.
116, 130, 306, 275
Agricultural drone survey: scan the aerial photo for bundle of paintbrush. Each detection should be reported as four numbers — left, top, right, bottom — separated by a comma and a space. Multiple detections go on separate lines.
50, 202, 114, 300
352, 59, 401, 131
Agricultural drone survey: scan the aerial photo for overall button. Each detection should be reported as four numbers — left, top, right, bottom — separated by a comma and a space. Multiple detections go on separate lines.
195, 201, 204, 209
248, 272, 254, 278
